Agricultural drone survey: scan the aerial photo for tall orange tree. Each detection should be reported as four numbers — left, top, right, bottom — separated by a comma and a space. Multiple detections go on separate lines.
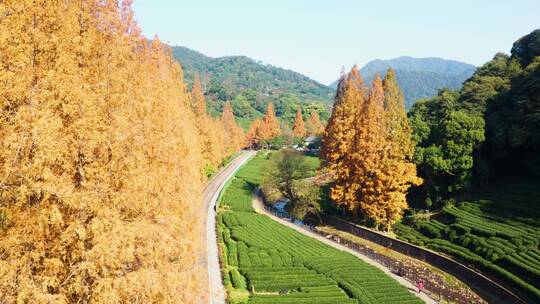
191, 73, 207, 116
245, 118, 265, 148
327, 71, 420, 230
190, 73, 231, 173
0, 0, 208, 302
343, 75, 388, 226
292, 107, 307, 138
307, 111, 325, 135
262, 102, 281, 140
222, 101, 245, 154
321, 66, 366, 175
379, 69, 422, 228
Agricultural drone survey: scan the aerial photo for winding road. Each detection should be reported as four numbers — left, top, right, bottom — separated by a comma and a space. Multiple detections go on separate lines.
203, 150, 256, 304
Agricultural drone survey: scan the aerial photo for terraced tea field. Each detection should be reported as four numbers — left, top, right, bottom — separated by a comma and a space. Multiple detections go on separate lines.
395, 180, 540, 303
217, 153, 423, 304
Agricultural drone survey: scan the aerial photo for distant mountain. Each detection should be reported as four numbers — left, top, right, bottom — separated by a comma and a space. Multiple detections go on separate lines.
172, 46, 334, 121
331, 56, 476, 109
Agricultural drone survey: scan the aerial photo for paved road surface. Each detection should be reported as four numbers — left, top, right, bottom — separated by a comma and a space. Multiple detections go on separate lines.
203, 151, 256, 304
252, 192, 436, 304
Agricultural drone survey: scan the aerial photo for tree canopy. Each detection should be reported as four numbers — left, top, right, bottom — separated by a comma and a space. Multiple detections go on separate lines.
409, 28, 540, 207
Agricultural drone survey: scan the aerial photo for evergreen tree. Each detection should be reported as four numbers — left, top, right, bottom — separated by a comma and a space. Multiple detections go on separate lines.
292, 107, 307, 138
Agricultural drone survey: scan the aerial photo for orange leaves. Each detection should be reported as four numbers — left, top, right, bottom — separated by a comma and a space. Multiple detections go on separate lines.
245, 118, 265, 148
307, 111, 325, 136
262, 102, 281, 140
322, 67, 420, 230
245, 102, 281, 147
292, 107, 307, 138
321, 65, 366, 174
190, 78, 242, 173
191, 73, 206, 116
222, 102, 245, 154
0, 0, 209, 302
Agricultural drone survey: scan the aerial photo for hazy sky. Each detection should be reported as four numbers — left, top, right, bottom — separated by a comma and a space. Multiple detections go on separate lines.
133, 0, 539, 84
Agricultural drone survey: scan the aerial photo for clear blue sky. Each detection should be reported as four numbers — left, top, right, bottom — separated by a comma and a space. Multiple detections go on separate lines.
133, 0, 539, 84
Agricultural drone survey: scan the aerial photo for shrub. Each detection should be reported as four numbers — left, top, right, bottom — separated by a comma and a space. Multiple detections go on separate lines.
230, 268, 247, 289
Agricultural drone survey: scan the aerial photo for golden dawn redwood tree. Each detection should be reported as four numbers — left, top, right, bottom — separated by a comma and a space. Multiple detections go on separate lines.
321, 66, 366, 175
307, 111, 325, 135
379, 69, 422, 228
0, 1, 208, 302
262, 102, 281, 140
245, 118, 265, 148
331, 74, 386, 219
190, 73, 228, 171
191, 73, 206, 116
222, 101, 245, 154
292, 107, 307, 138
329, 72, 420, 230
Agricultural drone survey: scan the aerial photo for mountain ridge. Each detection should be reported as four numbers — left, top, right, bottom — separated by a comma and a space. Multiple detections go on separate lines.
172, 46, 334, 104
331, 56, 476, 108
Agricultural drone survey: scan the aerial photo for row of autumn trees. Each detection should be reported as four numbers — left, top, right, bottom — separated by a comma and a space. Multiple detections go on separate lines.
190, 75, 244, 175
245, 102, 325, 147
321, 67, 421, 230
0, 1, 243, 302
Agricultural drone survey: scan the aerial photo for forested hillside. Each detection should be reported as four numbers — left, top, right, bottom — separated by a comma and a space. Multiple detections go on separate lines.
172, 46, 333, 122
395, 29, 540, 303
409, 28, 540, 203
331, 57, 476, 109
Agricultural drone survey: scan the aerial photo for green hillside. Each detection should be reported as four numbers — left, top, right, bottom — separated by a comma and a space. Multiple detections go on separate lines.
331, 57, 476, 109
172, 46, 333, 122
396, 28, 540, 303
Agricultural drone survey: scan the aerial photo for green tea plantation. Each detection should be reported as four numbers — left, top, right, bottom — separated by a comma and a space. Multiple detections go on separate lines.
395, 179, 540, 303
217, 153, 423, 304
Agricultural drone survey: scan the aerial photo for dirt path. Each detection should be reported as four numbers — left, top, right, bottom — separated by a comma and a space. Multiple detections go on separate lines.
251, 193, 436, 304
202, 151, 256, 304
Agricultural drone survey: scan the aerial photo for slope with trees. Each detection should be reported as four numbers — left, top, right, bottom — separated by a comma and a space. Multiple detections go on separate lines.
172, 46, 333, 122
395, 29, 540, 303
409, 29, 540, 205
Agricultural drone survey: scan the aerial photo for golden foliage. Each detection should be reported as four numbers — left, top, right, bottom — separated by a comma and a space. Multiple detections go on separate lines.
245, 118, 265, 148
307, 111, 325, 136
222, 102, 245, 155
0, 0, 240, 302
292, 107, 307, 138
324, 69, 421, 230
321, 66, 366, 176
261, 102, 281, 140
191, 73, 207, 116
244, 102, 281, 147
189, 76, 244, 172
